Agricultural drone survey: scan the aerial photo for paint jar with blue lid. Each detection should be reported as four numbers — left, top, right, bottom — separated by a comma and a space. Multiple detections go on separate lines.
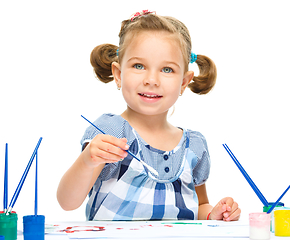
263, 202, 284, 232
0, 235, 5, 240
0, 211, 18, 240
23, 215, 45, 240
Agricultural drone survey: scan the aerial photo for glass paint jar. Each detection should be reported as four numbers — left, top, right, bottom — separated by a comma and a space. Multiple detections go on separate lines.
249, 212, 270, 240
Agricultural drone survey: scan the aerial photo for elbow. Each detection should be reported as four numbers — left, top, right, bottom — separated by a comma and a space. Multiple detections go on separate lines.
57, 197, 80, 211
60, 205, 78, 211
57, 190, 80, 211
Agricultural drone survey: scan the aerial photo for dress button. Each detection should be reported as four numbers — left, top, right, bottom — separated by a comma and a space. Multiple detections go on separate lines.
164, 167, 170, 173
163, 154, 169, 160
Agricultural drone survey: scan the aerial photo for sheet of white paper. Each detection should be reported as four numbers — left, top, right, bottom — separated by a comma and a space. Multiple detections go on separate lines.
46, 220, 249, 239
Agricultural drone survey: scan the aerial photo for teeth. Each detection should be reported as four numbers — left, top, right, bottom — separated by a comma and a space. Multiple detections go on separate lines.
140, 93, 161, 98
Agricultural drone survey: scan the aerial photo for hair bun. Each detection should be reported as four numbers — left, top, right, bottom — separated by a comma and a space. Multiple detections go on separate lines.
90, 44, 118, 83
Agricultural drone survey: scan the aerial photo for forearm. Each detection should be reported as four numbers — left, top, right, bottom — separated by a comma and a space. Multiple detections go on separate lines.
195, 184, 212, 220
57, 135, 128, 211
57, 151, 104, 211
198, 203, 213, 220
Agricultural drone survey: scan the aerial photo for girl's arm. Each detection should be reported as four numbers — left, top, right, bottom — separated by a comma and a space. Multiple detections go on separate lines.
196, 184, 241, 221
196, 183, 213, 220
57, 135, 128, 211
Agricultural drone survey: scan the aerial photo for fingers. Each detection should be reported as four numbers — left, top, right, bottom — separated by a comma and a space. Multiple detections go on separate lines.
211, 197, 241, 221
88, 135, 129, 165
211, 198, 230, 217
220, 197, 241, 221
223, 201, 241, 221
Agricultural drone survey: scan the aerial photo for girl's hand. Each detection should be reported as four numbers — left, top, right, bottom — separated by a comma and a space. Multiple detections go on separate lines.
209, 197, 241, 221
83, 135, 129, 168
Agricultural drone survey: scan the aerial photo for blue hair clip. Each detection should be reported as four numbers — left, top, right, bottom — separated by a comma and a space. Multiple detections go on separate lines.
116, 49, 119, 57
190, 52, 197, 63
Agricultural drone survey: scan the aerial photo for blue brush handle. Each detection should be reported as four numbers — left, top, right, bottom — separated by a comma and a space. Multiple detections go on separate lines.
35, 151, 38, 216
267, 185, 290, 214
4, 143, 8, 211
8, 137, 42, 211
223, 144, 268, 207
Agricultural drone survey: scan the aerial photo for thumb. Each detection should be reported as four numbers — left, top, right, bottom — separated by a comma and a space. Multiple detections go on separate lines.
120, 138, 128, 143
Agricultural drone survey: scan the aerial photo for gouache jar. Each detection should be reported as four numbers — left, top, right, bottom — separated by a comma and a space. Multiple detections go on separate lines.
249, 212, 270, 240
263, 202, 284, 232
0, 211, 18, 240
23, 215, 45, 240
0, 236, 4, 240
274, 209, 290, 237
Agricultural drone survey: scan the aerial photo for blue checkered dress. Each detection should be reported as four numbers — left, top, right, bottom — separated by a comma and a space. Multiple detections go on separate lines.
80, 114, 210, 221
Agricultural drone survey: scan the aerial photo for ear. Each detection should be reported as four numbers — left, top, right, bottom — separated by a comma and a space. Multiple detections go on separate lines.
181, 71, 194, 94
112, 62, 122, 88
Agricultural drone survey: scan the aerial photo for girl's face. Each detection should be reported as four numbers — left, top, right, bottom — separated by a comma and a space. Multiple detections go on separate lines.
112, 31, 193, 117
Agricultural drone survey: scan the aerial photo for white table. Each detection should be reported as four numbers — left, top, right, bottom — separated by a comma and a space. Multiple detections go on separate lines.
14, 220, 290, 240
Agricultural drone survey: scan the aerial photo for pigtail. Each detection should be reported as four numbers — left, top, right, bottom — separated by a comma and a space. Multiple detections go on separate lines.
188, 55, 217, 95
90, 44, 118, 83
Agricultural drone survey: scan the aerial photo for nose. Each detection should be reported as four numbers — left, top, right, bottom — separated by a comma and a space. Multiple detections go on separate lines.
143, 70, 160, 87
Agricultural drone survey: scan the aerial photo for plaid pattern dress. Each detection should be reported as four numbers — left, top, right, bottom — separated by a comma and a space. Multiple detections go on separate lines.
81, 114, 210, 221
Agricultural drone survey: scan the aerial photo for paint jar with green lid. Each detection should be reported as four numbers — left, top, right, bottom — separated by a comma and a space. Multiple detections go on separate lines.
263, 202, 284, 232
0, 211, 18, 240
263, 202, 284, 212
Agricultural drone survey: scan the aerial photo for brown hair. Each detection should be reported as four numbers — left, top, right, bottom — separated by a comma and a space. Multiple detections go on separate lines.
90, 13, 216, 94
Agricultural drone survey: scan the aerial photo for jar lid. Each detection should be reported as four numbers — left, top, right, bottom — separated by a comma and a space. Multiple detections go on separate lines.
263, 202, 284, 212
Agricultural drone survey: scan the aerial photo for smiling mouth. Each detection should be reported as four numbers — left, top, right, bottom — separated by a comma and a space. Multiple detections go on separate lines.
138, 93, 162, 98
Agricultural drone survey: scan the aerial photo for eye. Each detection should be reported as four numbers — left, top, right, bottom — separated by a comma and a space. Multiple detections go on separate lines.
134, 64, 144, 70
162, 67, 173, 73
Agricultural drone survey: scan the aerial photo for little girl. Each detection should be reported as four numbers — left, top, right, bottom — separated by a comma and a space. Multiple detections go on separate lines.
57, 10, 241, 221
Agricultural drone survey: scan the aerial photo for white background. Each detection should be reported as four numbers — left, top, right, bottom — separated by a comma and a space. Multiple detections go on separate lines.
0, 0, 289, 222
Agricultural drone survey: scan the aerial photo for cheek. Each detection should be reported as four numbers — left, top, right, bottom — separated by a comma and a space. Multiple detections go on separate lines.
167, 79, 183, 95
169, 91, 181, 105
121, 77, 137, 90
120, 75, 139, 100
164, 84, 182, 106
120, 70, 142, 89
